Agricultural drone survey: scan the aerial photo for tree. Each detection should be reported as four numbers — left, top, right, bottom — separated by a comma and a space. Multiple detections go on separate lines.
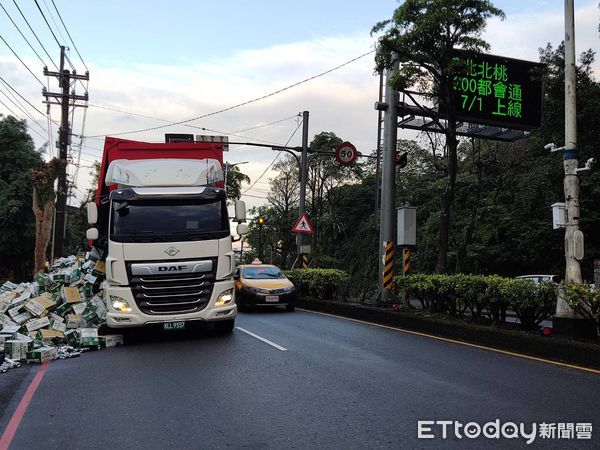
225, 165, 250, 203
266, 155, 300, 268
306, 132, 362, 259
64, 161, 102, 256
372, 0, 504, 273
0, 115, 43, 281
29, 158, 64, 274
537, 43, 600, 281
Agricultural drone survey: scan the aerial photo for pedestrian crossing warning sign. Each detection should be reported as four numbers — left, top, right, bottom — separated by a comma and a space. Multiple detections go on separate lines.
291, 212, 314, 234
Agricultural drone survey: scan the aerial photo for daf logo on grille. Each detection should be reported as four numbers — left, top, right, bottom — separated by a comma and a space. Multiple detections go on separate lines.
158, 265, 187, 272
164, 246, 180, 256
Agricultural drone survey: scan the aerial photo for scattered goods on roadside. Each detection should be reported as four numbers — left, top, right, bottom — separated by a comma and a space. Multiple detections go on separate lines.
0, 251, 122, 374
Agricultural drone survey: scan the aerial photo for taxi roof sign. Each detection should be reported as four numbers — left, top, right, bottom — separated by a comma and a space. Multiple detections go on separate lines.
291, 212, 314, 234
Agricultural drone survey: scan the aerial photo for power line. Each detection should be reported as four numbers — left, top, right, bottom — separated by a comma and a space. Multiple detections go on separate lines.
87, 49, 375, 138
41, 0, 67, 47
243, 118, 303, 194
34, 0, 61, 47
11, 0, 60, 72
88, 103, 170, 122
0, 76, 57, 125
50, 0, 88, 71
78, 154, 99, 162
86, 103, 293, 145
241, 193, 269, 200
46, 111, 55, 159
0, 98, 19, 118
64, 52, 88, 91
0, 86, 48, 135
89, 103, 297, 135
0, 3, 47, 67
0, 33, 46, 86
232, 115, 299, 133
201, 127, 286, 145
0, 98, 47, 141
71, 105, 89, 188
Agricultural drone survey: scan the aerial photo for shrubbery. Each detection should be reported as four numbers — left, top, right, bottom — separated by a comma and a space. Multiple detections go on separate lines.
286, 268, 350, 300
563, 284, 600, 323
393, 274, 558, 329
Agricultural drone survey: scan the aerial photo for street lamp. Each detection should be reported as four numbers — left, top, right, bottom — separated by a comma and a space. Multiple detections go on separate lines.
223, 161, 249, 195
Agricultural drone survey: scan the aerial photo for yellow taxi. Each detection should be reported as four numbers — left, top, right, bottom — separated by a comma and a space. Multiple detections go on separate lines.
234, 261, 296, 311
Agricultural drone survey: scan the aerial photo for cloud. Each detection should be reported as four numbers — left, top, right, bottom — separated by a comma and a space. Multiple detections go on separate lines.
485, 2, 600, 72
63, 32, 380, 208
3, 2, 599, 213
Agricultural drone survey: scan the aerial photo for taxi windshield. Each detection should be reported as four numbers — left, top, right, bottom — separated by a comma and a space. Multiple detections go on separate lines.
242, 267, 285, 279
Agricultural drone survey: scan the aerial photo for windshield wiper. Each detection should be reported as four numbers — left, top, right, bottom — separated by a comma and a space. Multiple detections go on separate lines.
126, 230, 166, 241
170, 230, 225, 240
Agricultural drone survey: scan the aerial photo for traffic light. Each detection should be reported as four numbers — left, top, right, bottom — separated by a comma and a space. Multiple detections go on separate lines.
258, 216, 265, 226
395, 151, 408, 168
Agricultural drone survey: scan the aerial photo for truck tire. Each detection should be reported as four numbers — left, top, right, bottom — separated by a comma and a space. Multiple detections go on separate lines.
214, 319, 235, 333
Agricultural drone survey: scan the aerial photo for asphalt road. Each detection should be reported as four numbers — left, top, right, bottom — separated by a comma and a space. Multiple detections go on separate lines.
1, 309, 599, 449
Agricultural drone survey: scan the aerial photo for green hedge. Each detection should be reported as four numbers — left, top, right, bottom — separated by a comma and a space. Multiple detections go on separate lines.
393, 274, 558, 330
286, 268, 350, 300
563, 284, 600, 322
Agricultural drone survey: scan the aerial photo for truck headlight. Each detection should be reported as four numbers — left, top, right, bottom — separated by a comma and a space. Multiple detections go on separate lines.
215, 289, 233, 306
110, 295, 132, 312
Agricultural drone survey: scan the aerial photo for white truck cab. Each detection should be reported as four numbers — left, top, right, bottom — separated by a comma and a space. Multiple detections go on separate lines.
87, 157, 248, 333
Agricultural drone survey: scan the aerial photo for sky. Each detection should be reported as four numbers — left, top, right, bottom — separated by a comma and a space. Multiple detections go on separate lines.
0, 0, 599, 215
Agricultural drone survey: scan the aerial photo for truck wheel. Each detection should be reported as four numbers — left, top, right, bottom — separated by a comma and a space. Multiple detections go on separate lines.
214, 319, 235, 333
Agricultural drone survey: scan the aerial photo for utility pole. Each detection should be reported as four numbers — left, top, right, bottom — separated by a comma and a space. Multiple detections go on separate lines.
296, 110, 309, 268
562, 0, 581, 287
378, 63, 399, 303
43, 46, 89, 259
554, 0, 591, 335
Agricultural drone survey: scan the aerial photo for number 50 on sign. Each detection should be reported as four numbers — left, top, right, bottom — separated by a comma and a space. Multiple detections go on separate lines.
335, 142, 358, 166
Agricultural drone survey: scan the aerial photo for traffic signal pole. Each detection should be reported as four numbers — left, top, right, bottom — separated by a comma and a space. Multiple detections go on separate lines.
297, 111, 309, 268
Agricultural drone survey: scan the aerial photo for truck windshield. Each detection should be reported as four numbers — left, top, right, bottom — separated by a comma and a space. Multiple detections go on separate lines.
110, 198, 229, 242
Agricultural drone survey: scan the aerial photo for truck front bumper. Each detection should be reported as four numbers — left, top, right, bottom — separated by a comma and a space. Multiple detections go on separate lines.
105, 280, 236, 328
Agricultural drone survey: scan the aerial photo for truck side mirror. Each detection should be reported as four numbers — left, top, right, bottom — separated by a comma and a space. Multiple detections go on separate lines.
237, 223, 249, 236
234, 200, 246, 222
86, 228, 99, 241
87, 202, 98, 225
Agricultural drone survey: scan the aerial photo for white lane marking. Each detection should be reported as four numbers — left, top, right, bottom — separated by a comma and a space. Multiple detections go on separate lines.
235, 327, 288, 351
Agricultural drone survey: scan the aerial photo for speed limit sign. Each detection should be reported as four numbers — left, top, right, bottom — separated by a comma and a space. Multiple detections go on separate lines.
335, 142, 358, 166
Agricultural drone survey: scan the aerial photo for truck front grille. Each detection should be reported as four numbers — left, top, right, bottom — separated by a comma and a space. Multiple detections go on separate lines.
127, 259, 216, 315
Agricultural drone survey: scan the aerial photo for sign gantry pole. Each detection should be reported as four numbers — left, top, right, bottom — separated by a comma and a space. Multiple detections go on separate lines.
380, 63, 399, 303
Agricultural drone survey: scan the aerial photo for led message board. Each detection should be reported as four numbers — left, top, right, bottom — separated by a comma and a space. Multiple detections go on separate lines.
439, 50, 545, 130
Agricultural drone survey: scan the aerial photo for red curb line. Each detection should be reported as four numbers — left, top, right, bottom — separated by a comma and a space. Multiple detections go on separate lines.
0, 361, 52, 450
